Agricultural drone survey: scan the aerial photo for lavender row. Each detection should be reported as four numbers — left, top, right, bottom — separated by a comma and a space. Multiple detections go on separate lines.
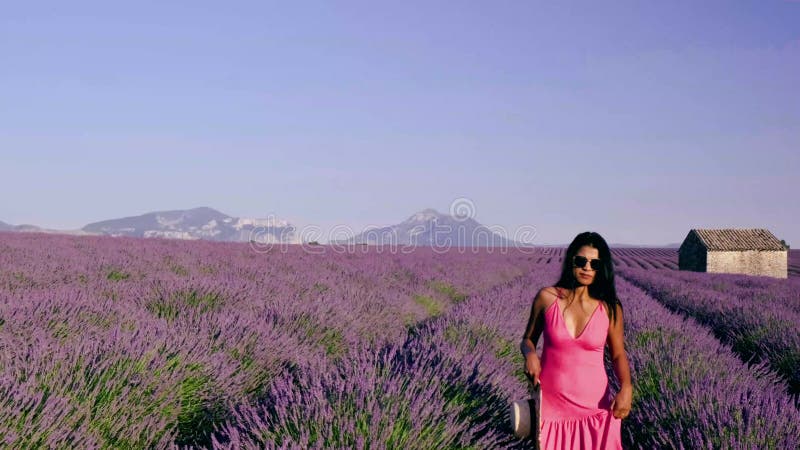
623, 265, 800, 313
207, 273, 538, 449
618, 265, 800, 395
611, 277, 799, 449
0, 284, 311, 448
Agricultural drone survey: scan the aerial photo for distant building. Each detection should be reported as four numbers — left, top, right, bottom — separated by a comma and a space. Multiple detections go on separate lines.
678, 228, 788, 279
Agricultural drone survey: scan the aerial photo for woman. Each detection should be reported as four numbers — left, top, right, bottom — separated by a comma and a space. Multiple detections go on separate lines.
520, 231, 632, 449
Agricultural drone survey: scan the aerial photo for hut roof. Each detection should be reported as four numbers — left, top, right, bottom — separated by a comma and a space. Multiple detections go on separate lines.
690, 228, 786, 251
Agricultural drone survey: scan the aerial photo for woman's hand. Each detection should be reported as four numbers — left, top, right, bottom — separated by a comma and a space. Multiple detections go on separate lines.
524, 353, 541, 387
610, 384, 632, 419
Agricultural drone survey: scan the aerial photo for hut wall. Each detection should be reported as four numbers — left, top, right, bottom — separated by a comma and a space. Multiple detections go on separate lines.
678, 238, 707, 272
706, 250, 788, 278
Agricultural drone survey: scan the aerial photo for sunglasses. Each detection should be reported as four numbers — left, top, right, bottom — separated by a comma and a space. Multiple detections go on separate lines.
573, 255, 602, 271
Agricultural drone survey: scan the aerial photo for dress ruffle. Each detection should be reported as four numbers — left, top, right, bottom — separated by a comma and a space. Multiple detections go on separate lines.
539, 405, 621, 449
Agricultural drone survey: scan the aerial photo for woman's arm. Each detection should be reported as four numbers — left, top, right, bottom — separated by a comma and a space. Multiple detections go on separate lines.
607, 303, 631, 387
520, 287, 549, 357
607, 302, 633, 419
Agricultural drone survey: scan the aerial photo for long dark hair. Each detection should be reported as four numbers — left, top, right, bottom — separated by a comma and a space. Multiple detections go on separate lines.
554, 231, 622, 325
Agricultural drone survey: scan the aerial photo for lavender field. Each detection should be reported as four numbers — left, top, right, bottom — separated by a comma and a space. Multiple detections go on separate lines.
0, 233, 798, 449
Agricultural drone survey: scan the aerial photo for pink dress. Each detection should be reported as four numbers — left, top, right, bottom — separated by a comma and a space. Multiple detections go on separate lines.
538, 288, 623, 449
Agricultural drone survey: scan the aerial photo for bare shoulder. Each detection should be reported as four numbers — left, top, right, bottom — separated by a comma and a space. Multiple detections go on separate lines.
535, 286, 560, 311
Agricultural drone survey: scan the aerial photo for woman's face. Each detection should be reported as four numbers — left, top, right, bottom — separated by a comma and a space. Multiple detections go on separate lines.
572, 245, 600, 285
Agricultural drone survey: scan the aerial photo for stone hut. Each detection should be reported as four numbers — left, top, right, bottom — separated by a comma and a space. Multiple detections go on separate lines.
678, 228, 788, 278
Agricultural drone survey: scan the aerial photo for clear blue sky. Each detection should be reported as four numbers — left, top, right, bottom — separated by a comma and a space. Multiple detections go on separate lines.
1, 1, 798, 245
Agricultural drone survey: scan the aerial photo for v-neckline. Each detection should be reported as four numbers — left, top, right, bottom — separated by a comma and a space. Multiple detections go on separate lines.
554, 294, 602, 340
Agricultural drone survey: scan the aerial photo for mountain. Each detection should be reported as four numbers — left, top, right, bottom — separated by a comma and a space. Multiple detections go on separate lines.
338, 208, 534, 248
0, 220, 93, 235
81, 207, 299, 243
0, 220, 45, 233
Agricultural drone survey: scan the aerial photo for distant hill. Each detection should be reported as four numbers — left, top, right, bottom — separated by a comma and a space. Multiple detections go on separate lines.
0, 221, 54, 233
81, 206, 299, 244
335, 208, 534, 248
0, 220, 100, 236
